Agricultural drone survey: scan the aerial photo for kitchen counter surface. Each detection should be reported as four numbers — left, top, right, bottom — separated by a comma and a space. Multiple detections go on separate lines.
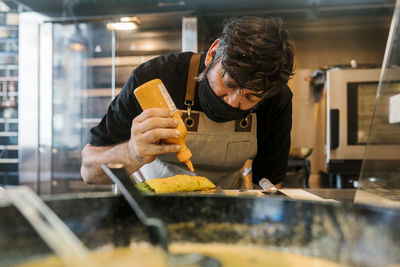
303, 188, 356, 202
222, 188, 356, 203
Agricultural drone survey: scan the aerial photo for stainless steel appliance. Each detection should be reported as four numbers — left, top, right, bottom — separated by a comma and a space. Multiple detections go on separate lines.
325, 68, 400, 187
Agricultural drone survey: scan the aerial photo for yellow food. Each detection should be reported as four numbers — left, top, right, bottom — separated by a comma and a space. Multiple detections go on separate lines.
146, 175, 216, 193
16, 242, 344, 267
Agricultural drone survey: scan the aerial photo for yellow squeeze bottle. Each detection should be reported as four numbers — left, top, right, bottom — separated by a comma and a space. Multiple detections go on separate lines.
134, 79, 194, 172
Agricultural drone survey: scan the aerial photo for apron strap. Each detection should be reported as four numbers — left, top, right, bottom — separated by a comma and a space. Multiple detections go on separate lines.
185, 53, 201, 103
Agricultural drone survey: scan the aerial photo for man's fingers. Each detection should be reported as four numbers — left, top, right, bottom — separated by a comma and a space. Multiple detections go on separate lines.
147, 144, 180, 155
129, 108, 181, 161
134, 143, 180, 161
133, 108, 172, 123
138, 117, 178, 134
142, 128, 181, 144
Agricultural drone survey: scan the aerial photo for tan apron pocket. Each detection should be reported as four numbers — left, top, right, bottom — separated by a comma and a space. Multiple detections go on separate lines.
225, 141, 256, 170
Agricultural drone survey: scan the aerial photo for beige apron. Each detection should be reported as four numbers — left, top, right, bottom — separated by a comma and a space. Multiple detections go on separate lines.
133, 54, 258, 189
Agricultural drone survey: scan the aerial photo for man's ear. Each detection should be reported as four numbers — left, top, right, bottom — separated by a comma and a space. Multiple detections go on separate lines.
205, 39, 219, 67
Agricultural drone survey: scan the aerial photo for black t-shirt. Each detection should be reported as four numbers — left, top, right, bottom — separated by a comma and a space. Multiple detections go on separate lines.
90, 52, 292, 185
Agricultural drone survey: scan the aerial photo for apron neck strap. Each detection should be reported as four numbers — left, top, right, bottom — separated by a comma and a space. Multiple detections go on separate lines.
184, 53, 201, 127
185, 53, 201, 103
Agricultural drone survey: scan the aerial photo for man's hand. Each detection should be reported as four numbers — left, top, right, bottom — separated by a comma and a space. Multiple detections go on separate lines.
81, 108, 182, 184
128, 108, 181, 164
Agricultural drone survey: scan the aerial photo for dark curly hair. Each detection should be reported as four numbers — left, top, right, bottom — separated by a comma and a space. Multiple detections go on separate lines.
205, 16, 294, 97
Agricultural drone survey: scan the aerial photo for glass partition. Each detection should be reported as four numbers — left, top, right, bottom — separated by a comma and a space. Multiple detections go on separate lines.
50, 16, 182, 193
51, 22, 113, 192
355, 0, 400, 208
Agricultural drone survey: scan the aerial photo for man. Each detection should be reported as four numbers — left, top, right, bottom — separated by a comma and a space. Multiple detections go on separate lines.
81, 16, 294, 189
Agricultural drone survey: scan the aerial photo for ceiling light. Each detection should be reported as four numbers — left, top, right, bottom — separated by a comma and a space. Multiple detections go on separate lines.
120, 17, 131, 22
107, 22, 137, 31
157, 1, 185, 7
107, 17, 140, 31
94, 44, 102, 53
68, 25, 88, 51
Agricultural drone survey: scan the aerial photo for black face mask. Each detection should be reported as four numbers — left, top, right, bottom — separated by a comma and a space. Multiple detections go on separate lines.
198, 77, 252, 122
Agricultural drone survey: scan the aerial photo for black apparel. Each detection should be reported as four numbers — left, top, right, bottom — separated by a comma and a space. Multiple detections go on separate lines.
89, 52, 293, 185
198, 76, 252, 122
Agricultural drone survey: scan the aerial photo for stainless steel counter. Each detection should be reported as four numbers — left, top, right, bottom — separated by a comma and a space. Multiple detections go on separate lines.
303, 189, 356, 202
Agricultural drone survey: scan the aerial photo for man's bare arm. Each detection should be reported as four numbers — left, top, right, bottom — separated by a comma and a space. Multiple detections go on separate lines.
81, 142, 143, 184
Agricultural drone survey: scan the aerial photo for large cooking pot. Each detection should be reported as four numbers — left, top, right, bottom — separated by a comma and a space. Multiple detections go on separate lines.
1, 193, 399, 266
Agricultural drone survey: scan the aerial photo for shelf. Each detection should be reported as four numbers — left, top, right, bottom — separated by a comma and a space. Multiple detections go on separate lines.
85, 55, 159, 67
67, 88, 122, 97
0, 77, 17, 81
0, 171, 18, 175
0, 25, 17, 29
0, 51, 17, 55
0, 158, 18, 163
0, 132, 17, 136
0, 118, 17, 123
0, 38, 18, 42
0, 64, 18, 68
0, 145, 17, 150
0, 12, 19, 175
0, 92, 18, 97
84, 88, 121, 97
81, 118, 101, 124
